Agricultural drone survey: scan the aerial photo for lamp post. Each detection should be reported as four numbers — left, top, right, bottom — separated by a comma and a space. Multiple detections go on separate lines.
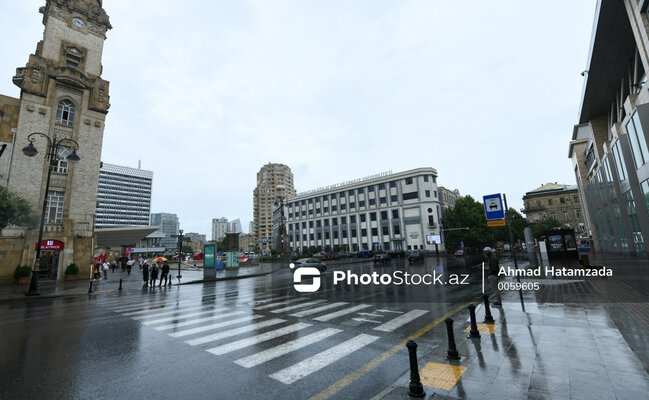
22, 132, 81, 296
172, 229, 187, 283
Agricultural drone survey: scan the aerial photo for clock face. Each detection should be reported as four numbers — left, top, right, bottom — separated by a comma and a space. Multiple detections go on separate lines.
72, 17, 85, 28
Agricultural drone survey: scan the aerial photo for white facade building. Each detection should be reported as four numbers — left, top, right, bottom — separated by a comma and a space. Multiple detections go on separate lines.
212, 217, 228, 241
285, 168, 443, 253
95, 162, 153, 229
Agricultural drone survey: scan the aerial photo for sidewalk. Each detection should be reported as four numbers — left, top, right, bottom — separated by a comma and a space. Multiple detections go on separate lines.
0, 263, 277, 302
377, 254, 649, 399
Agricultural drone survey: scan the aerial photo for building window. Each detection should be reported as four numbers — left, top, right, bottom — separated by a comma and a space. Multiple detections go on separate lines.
423, 176, 428, 182
405, 177, 413, 184
536, 200, 541, 207
360, 214, 366, 223
359, 200, 365, 207
626, 111, 649, 169
369, 198, 376, 206
434, 191, 437, 198
349, 202, 356, 209
560, 197, 565, 204
550, 212, 556, 219
612, 141, 628, 181
390, 195, 397, 202
563, 211, 569, 219
45, 191, 64, 224
624, 190, 645, 253
56, 100, 75, 126
51, 146, 70, 173
428, 215, 435, 226
350, 215, 356, 223
389, 181, 396, 188
393, 225, 400, 234
425, 190, 430, 197
548, 199, 553, 206
370, 212, 377, 221
402, 192, 418, 201
576, 209, 582, 218
381, 211, 388, 219
379, 183, 385, 190
392, 209, 399, 219
361, 228, 367, 236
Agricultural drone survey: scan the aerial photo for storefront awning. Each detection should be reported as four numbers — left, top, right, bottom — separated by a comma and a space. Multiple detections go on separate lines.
95, 226, 159, 248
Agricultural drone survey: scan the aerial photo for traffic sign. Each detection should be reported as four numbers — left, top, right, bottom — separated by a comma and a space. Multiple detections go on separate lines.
487, 220, 507, 227
483, 193, 505, 221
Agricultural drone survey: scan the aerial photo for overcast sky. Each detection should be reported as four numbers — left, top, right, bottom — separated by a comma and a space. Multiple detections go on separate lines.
1, 0, 597, 237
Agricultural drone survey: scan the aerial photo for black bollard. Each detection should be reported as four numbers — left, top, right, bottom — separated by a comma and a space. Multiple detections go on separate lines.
468, 304, 480, 339
88, 280, 93, 294
118, 279, 123, 291
483, 294, 495, 324
445, 318, 460, 360
406, 340, 426, 398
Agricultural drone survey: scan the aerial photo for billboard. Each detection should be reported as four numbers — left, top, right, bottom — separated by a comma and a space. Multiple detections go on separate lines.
426, 234, 441, 245
204, 244, 215, 268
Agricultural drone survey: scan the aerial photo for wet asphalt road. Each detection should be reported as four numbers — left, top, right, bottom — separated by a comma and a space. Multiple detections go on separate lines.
0, 256, 486, 400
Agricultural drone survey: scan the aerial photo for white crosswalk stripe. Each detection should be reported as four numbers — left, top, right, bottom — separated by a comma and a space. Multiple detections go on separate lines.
169, 315, 261, 338
269, 334, 380, 384
141, 309, 224, 325
373, 309, 428, 332
234, 328, 343, 368
206, 323, 312, 355
155, 311, 246, 331
253, 298, 309, 310
186, 318, 286, 346
129, 305, 212, 318
289, 302, 348, 317
313, 304, 372, 322
270, 300, 328, 314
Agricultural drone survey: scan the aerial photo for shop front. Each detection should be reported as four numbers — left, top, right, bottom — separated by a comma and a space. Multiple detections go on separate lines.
35, 240, 65, 280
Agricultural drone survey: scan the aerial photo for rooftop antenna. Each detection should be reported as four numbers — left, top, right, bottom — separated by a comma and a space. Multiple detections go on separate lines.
138, 160, 141, 169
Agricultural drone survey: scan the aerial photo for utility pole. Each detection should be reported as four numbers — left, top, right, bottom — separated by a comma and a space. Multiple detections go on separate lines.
171, 229, 188, 283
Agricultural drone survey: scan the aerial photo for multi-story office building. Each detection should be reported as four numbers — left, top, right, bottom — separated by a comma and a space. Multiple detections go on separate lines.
253, 163, 296, 250
212, 217, 228, 241
569, 0, 649, 255
228, 219, 242, 234
150, 213, 179, 250
95, 162, 153, 229
0, 0, 112, 281
284, 168, 443, 253
522, 183, 586, 233
249, 221, 254, 235
438, 187, 461, 218
185, 232, 206, 243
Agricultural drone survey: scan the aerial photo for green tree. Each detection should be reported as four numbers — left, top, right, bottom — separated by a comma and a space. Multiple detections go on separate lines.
441, 196, 492, 251
491, 208, 528, 244
529, 218, 564, 237
0, 185, 38, 230
181, 245, 193, 254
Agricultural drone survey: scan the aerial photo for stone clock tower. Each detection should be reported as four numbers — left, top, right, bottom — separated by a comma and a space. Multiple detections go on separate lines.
0, 0, 111, 282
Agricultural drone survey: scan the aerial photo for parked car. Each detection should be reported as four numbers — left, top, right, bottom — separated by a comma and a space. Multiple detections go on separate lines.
454, 250, 465, 257
407, 251, 424, 262
373, 253, 391, 263
387, 250, 406, 258
356, 250, 374, 258
296, 258, 327, 272
336, 252, 352, 259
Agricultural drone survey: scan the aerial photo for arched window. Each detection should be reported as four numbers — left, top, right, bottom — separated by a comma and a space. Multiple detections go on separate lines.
51, 146, 70, 174
56, 100, 75, 126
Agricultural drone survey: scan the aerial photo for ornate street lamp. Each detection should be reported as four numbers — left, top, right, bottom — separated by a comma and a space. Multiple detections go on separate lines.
22, 132, 81, 296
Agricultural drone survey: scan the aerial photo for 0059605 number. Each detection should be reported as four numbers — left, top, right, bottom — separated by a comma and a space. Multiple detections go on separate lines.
498, 281, 539, 291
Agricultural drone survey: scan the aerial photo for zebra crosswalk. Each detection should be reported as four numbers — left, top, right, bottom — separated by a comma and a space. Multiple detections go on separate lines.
103, 293, 430, 387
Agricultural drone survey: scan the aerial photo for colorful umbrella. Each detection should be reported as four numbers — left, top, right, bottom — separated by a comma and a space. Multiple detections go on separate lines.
151, 257, 168, 262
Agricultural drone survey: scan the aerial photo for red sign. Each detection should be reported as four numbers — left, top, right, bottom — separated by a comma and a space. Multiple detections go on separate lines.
35, 239, 65, 250
125, 246, 131, 258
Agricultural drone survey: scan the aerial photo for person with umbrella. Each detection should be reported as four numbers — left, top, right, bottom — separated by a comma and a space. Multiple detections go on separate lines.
160, 261, 170, 287
141, 259, 150, 287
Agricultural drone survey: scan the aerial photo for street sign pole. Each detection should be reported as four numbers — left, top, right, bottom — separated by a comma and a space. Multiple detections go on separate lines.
503, 193, 525, 312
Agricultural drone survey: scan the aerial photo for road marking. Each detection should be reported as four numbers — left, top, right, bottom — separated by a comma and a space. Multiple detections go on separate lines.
375, 309, 403, 314
373, 309, 428, 332
254, 298, 309, 310
314, 304, 372, 322
141, 309, 222, 325
234, 328, 343, 368
269, 334, 380, 385
206, 323, 311, 355
169, 315, 261, 338
129, 304, 211, 318
352, 318, 382, 324
186, 318, 286, 346
271, 300, 328, 314
357, 313, 383, 318
155, 311, 246, 331
289, 302, 348, 317
309, 300, 475, 400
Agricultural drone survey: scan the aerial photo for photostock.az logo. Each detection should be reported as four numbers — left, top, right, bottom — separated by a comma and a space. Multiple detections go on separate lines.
290, 263, 321, 293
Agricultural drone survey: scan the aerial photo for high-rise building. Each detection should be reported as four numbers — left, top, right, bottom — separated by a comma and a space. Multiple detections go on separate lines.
150, 213, 179, 250
249, 221, 254, 235
212, 217, 228, 241
0, 0, 112, 281
95, 162, 153, 229
228, 218, 242, 234
569, 0, 649, 255
253, 163, 296, 251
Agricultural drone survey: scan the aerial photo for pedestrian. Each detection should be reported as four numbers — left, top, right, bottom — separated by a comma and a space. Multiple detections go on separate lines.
141, 260, 150, 287
484, 247, 501, 305
160, 262, 170, 287
93, 264, 101, 280
111, 259, 117, 273
126, 258, 134, 275
103, 261, 109, 280
150, 263, 159, 287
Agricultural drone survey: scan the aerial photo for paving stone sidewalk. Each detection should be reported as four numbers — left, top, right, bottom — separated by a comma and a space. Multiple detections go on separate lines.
376, 254, 649, 399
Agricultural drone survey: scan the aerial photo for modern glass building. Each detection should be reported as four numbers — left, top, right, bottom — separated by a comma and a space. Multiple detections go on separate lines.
150, 213, 179, 250
95, 163, 153, 229
569, 0, 649, 255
